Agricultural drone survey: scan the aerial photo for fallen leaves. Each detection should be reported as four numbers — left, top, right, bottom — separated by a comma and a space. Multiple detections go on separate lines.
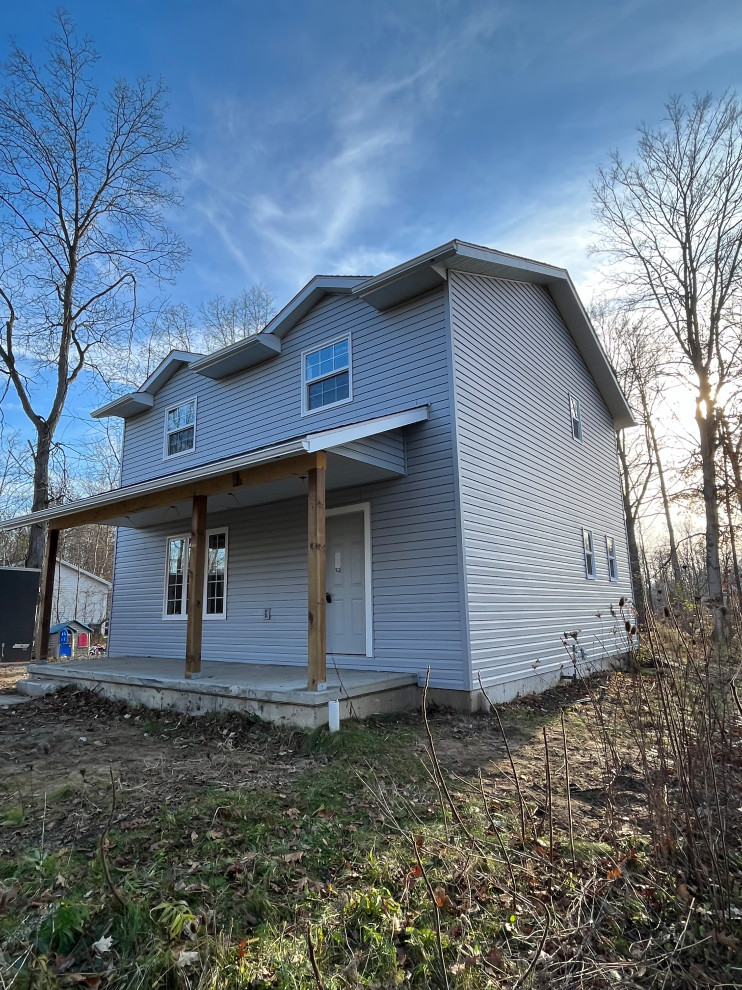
0, 883, 19, 912
91, 935, 114, 954
174, 949, 200, 968
711, 930, 740, 951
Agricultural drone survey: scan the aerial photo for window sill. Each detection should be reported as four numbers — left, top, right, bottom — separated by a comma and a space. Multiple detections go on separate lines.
301, 395, 353, 418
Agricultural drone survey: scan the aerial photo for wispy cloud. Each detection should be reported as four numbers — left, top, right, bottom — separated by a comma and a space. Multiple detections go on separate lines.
474, 176, 606, 302
182, 4, 504, 295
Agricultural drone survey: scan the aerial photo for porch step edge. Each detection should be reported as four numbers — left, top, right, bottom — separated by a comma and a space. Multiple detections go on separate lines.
24, 665, 418, 706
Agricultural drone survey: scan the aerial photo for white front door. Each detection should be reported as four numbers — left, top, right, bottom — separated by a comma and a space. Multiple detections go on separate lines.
326, 511, 366, 655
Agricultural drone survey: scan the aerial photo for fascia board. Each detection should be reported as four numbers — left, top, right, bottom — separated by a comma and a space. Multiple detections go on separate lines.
548, 279, 636, 429
57, 559, 113, 588
140, 351, 203, 394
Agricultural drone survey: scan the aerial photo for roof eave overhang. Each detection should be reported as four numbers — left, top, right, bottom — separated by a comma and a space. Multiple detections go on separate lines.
0, 438, 310, 531
140, 351, 203, 393
354, 240, 635, 429
262, 275, 369, 342
92, 351, 204, 419
191, 334, 282, 380
547, 278, 635, 429
91, 392, 154, 419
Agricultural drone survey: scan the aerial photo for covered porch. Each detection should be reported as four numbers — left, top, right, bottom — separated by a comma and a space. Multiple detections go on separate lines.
2, 407, 429, 721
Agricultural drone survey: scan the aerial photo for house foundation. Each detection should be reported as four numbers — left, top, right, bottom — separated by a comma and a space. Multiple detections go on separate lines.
18, 657, 419, 728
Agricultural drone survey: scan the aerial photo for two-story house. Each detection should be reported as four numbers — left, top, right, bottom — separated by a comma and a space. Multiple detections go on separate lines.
4, 241, 634, 719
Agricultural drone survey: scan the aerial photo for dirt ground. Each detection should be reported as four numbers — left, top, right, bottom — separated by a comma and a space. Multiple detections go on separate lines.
2, 665, 740, 989
0, 671, 645, 854
0, 662, 26, 693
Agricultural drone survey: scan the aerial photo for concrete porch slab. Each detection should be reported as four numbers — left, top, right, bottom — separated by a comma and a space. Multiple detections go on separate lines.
21, 657, 420, 728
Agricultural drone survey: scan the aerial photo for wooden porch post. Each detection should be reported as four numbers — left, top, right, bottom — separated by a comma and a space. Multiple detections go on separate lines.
35, 526, 59, 664
185, 495, 207, 679
307, 452, 327, 690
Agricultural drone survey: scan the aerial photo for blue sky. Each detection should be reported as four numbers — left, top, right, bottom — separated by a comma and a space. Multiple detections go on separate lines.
2, 0, 742, 461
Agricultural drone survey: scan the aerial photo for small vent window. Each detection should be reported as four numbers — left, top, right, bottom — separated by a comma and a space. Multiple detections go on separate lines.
606, 535, 618, 582
583, 528, 596, 579
570, 395, 583, 442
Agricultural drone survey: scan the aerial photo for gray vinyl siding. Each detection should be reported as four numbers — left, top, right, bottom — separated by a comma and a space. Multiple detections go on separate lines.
449, 271, 633, 691
338, 430, 406, 473
109, 289, 468, 689
121, 291, 446, 485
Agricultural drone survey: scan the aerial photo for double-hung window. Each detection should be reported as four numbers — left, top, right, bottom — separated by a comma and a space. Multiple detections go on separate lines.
165, 399, 196, 458
569, 394, 583, 442
164, 529, 228, 618
582, 528, 596, 579
606, 535, 618, 582
302, 336, 352, 413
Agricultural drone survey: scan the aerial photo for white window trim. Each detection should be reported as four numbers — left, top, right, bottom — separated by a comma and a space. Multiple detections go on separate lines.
162, 526, 229, 620
164, 397, 198, 460
569, 393, 583, 443
582, 528, 596, 580
326, 502, 373, 658
606, 535, 618, 582
301, 334, 353, 417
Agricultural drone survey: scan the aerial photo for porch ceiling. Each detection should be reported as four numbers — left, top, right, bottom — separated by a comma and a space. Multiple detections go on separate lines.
0, 406, 428, 532
103, 448, 403, 528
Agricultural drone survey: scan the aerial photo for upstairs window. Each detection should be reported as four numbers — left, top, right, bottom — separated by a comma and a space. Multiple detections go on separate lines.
606, 535, 618, 582
165, 399, 196, 457
303, 336, 352, 413
569, 394, 583, 442
582, 528, 596, 579
164, 529, 228, 618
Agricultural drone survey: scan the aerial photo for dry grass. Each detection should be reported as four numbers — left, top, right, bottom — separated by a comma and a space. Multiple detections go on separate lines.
0, 613, 741, 988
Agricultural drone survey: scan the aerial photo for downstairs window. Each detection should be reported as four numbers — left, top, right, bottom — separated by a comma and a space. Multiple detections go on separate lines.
164, 529, 228, 618
606, 535, 618, 582
582, 528, 596, 579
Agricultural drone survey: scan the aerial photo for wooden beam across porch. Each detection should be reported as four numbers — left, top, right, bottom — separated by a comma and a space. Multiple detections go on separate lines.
34, 525, 59, 663
50, 453, 322, 530
307, 452, 327, 691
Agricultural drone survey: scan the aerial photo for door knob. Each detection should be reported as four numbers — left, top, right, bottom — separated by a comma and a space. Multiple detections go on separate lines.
326, 593, 332, 603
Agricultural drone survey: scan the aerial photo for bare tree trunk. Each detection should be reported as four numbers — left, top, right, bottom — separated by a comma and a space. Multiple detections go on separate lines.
723, 469, 742, 597
26, 424, 53, 569
645, 416, 683, 595
697, 402, 725, 638
617, 439, 647, 626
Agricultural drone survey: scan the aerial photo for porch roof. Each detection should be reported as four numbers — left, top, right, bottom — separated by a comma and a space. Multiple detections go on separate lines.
0, 406, 429, 532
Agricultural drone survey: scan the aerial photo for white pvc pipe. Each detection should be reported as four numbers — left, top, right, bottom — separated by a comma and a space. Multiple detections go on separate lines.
328, 699, 340, 733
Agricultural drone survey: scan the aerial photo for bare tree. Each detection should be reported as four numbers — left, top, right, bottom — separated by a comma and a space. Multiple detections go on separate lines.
0, 12, 188, 567
199, 284, 275, 350
596, 307, 655, 622
601, 309, 684, 597
0, 415, 31, 564
593, 93, 742, 636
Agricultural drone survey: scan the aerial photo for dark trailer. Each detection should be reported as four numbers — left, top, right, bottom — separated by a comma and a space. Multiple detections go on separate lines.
0, 566, 40, 662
